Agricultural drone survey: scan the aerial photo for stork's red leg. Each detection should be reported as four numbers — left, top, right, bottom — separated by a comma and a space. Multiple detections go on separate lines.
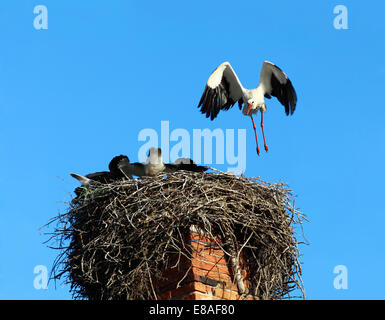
250, 114, 260, 156
261, 112, 268, 152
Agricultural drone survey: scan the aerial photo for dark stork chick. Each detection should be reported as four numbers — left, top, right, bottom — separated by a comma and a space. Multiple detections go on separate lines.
70, 154, 130, 186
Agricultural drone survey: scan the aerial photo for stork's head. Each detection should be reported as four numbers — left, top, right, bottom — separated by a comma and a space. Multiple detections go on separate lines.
146, 147, 163, 165
109, 155, 129, 174
244, 99, 256, 115
245, 98, 266, 115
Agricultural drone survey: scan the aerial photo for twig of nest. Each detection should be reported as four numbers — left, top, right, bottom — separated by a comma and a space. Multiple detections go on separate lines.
45, 170, 307, 300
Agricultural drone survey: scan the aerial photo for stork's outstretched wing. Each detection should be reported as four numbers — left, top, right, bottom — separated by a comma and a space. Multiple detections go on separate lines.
260, 61, 297, 116
198, 62, 244, 120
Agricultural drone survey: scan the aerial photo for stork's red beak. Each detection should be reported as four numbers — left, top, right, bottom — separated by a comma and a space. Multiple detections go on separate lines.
247, 103, 253, 115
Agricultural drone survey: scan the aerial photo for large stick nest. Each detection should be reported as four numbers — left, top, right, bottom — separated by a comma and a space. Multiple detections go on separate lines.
47, 170, 306, 300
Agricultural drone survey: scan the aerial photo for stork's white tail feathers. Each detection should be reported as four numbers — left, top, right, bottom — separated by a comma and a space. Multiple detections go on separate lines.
70, 172, 92, 186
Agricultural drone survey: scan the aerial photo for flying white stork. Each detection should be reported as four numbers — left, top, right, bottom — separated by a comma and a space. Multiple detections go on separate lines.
197, 61, 297, 155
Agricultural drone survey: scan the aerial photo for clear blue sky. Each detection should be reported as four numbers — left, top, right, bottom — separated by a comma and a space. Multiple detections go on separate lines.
1, 0, 385, 299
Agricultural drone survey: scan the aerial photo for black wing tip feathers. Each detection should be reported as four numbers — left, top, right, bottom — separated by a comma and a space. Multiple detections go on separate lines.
197, 80, 238, 121
287, 79, 297, 116
270, 68, 297, 116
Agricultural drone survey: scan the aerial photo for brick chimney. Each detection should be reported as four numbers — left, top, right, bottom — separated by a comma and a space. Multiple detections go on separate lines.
153, 226, 258, 300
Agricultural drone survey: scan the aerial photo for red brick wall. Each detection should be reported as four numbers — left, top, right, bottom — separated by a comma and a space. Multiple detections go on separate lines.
153, 226, 257, 300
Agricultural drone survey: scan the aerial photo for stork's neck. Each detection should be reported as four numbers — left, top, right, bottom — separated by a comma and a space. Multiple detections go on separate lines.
242, 86, 266, 115
146, 153, 163, 165
248, 86, 265, 104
